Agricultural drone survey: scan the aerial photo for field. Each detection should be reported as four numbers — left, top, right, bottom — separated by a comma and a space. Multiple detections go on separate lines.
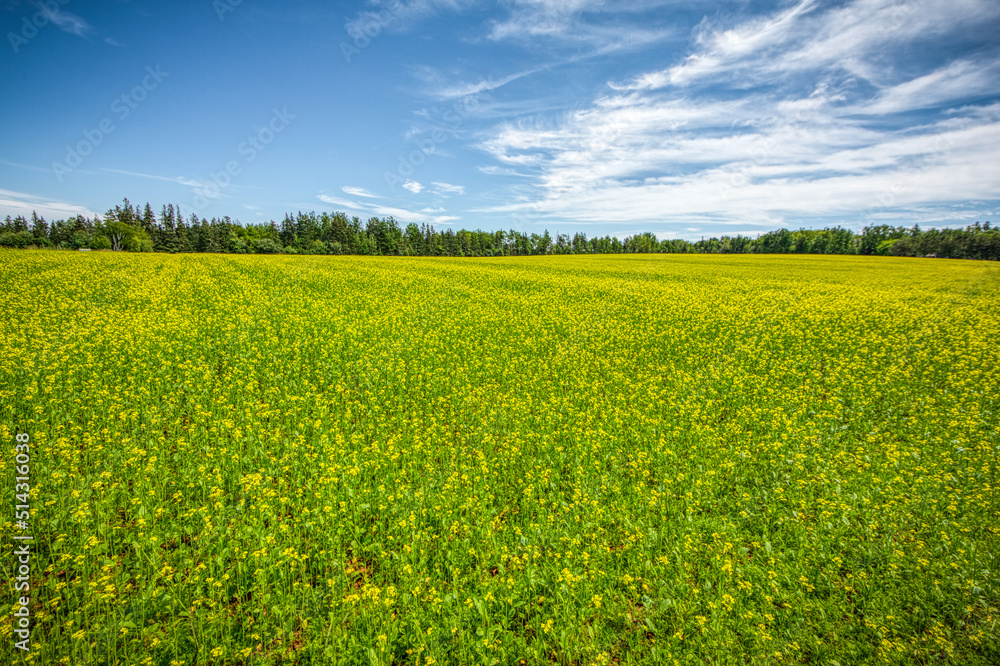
1, 250, 999, 665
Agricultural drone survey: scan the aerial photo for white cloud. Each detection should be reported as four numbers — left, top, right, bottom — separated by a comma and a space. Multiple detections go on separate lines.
39, 3, 91, 37
772, 0, 1000, 82
431, 181, 465, 195
613, 0, 818, 90
0, 189, 99, 220
612, 0, 1000, 91
475, 0, 1000, 229
100, 168, 205, 189
371, 204, 458, 224
487, 0, 676, 48
99, 168, 222, 199
476, 112, 1000, 226
342, 185, 382, 198
317, 194, 365, 210
431, 68, 543, 100
0, 159, 58, 175
344, 0, 478, 38
488, 0, 604, 41
317, 193, 457, 225
402, 179, 424, 193
478, 165, 532, 177
858, 59, 1000, 115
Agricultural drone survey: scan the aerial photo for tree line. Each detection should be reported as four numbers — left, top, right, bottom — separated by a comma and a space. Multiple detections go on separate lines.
1, 199, 997, 260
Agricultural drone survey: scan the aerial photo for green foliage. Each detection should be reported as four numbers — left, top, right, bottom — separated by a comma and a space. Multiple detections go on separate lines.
249, 238, 283, 254
304, 239, 328, 255
90, 234, 111, 251
69, 230, 92, 249
877, 238, 899, 255
98, 220, 150, 252
5, 201, 999, 260
0, 230, 37, 248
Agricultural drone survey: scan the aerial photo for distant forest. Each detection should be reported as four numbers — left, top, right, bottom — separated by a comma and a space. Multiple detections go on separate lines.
2, 199, 998, 260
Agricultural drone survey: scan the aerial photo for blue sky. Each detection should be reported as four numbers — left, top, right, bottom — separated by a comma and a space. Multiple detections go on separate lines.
1, 0, 998, 240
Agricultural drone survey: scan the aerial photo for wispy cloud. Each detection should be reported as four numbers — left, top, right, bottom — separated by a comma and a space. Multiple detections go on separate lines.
478, 164, 532, 177
343, 0, 478, 37
475, 0, 1000, 229
318, 192, 457, 225
0, 159, 59, 175
613, 0, 1000, 92
99, 168, 223, 200
430, 67, 544, 101
38, 2, 91, 37
101, 167, 208, 189
857, 58, 1000, 115
402, 179, 424, 194
342, 185, 382, 198
0, 189, 98, 220
431, 181, 464, 195
487, 0, 675, 49
612, 0, 818, 90
771, 0, 1000, 83
316, 194, 363, 210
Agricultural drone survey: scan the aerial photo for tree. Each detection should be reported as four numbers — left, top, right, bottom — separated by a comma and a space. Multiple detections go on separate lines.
280, 213, 296, 247
756, 228, 793, 253
366, 216, 403, 255
404, 223, 424, 255
860, 225, 905, 255
30, 212, 49, 243
101, 220, 143, 251
143, 203, 157, 233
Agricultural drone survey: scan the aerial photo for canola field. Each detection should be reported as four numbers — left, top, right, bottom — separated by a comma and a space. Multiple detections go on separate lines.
1, 250, 999, 666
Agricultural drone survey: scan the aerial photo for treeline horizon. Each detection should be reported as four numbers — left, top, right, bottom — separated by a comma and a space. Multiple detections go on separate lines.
1, 198, 998, 260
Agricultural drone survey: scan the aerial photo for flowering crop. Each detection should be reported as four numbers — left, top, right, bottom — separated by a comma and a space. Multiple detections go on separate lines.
1, 250, 998, 665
